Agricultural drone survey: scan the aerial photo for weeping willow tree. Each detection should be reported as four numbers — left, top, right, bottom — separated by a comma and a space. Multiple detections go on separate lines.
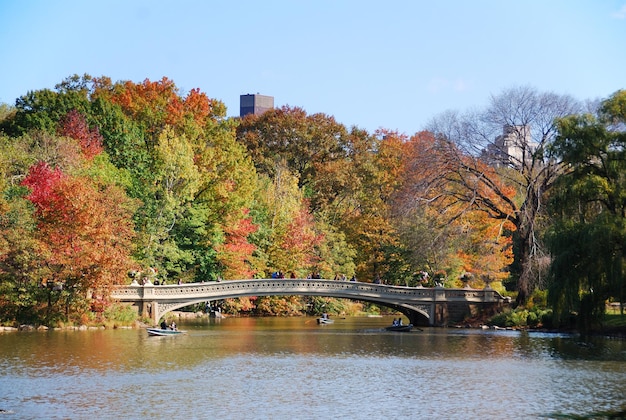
546, 90, 626, 331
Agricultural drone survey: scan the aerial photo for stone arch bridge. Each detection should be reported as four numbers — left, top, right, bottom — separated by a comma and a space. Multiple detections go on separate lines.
110, 279, 509, 327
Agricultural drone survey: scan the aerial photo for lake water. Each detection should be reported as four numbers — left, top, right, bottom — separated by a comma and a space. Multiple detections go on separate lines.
1, 316, 625, 419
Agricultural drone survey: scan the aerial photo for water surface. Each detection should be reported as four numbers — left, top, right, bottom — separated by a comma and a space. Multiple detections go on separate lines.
1, 316, 625, 419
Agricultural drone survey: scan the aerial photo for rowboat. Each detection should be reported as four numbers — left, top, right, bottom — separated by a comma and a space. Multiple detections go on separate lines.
385, 324, 413, 332
317, 317, 334, 325
147, 328, 186, 336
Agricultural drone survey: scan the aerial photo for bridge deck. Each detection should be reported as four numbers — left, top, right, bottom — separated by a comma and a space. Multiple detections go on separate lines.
111, 279, 508, 326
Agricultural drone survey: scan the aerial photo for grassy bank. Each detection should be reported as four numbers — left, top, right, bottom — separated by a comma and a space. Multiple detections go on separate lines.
482, 307, 626, 337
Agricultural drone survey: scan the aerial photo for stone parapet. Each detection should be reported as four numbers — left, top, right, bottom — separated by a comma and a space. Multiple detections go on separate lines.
111, 279, 508, 326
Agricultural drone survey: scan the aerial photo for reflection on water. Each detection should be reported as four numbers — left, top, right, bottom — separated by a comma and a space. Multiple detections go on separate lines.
1, 316, 625, 419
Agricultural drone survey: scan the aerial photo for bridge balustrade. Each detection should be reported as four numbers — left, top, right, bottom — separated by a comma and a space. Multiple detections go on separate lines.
111, 279, 508, 326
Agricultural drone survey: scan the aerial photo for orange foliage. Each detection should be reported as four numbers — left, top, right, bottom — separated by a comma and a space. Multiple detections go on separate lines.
22, 163, 136, 293
455, 210, 514, 281
217, 209, 259, 279
107, 77, 214, 135
376, 130, 407, 199
183, 88, 212, 126
278, 204, 324, 273
398, 130, 516, 280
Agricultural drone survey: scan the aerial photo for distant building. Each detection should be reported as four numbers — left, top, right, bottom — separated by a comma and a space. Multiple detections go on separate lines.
483, 125, 536, 167
240, 94, 274, 117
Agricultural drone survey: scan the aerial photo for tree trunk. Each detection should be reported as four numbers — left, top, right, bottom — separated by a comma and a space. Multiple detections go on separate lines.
514, 216, 536, 306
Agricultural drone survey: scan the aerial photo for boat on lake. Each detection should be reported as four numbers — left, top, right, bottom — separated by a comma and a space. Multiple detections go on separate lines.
385, 324, 413, 332
317, 314, 335, 325
147, 328, 185, 336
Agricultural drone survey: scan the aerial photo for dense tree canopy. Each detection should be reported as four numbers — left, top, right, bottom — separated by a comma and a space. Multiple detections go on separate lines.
0, 74, 622, 326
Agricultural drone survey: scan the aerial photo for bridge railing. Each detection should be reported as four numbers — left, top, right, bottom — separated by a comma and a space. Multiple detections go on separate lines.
110, 279, 509, 326
111, 279, 506, 304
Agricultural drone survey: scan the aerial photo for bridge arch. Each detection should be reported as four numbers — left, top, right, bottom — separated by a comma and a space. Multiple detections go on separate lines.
151, 297, 431, 326
111, 279, 508, 326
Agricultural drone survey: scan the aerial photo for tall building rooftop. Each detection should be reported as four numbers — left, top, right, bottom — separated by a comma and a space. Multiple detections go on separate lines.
240, 94, 274, 117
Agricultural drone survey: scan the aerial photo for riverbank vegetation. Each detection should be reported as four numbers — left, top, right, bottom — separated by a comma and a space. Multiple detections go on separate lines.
0, 75, 623, 334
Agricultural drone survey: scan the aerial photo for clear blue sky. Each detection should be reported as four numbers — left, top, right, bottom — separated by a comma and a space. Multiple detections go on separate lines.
1, 0, 624, 135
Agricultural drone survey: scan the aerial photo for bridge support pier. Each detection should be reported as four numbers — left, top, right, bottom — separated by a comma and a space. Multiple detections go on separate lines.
434, 302, 447, 326
141, 301, 160, 324
124, 284, 160, 324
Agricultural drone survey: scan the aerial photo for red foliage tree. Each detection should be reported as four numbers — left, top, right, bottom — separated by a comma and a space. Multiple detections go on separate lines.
22, 162, 137, 319
21, 161, 65, 216
58, 109, 103, 160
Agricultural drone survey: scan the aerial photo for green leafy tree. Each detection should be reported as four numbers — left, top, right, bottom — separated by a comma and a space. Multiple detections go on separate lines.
0, 103, 15, 124
136, 127, 200, 277
254, 165, 322, 276
236, 106, 349, 209
0, 174, 46, 324
190, 118, 259, 282
1, 74, 93, 136
546, 90, 626, 329
310, 220, 356, 280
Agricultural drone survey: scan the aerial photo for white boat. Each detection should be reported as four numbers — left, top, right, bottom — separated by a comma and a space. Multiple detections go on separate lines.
146, 328, 185, 336
317, 317, 334, 325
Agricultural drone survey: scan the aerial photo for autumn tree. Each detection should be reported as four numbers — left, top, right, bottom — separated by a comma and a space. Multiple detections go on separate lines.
236, 106, 349, 209
321, 129, 404, 282
91, 76, 254, 283
1, 74, 261, 319
217, 209, 259, 279
101, 77, 225, 148
424, 86, 582, 305
254, 295, 304, 316
22, 162, 137, 323
389, 129, 512, 287
58, 109, 103, 160
392, 131, 450, 274
252, 165, 324, 277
